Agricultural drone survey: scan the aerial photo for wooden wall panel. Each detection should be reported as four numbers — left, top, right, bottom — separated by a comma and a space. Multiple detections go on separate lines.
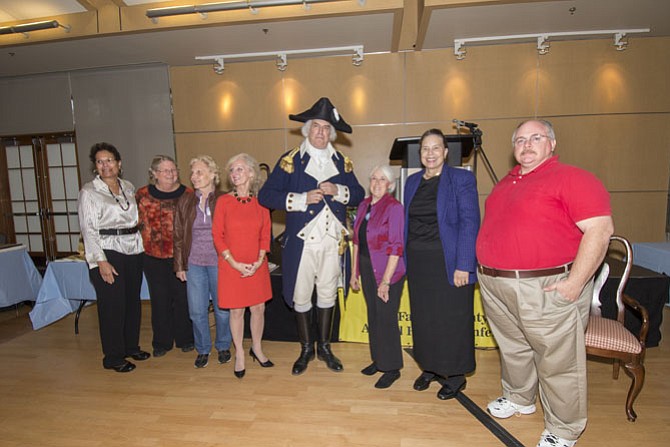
550, 114, 670, 192
171, 63, 286, 132
610, 192, 667, 242
538, 37, 670, 116
282, 52, 406, 127
404, 47, 537, 123
174, 130, 288, 177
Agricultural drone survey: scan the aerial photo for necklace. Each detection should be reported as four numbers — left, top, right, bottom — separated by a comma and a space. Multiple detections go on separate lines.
107, 180, 131, 211
233, 189, 253, 204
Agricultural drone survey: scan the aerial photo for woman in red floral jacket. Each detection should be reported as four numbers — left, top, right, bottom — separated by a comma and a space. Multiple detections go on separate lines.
136, 155, 194, 357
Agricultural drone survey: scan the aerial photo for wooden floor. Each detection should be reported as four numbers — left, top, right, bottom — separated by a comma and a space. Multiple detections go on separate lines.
0, 303, 668, 447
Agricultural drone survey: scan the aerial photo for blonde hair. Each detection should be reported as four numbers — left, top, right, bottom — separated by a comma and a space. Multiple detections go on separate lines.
189, 155, 221, 187
225, 153, 264, 194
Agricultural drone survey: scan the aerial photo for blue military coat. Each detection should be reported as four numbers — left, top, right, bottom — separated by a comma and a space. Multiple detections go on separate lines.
258, 144, 365, 306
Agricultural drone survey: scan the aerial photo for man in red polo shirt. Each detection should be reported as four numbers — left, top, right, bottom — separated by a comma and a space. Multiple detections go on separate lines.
476, 119, 614, 447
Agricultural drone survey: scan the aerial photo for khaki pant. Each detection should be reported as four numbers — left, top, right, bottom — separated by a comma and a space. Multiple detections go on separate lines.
479, 271, 592, 441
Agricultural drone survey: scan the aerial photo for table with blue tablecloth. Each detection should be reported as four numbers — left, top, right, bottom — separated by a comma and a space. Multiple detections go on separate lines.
29, 259, 149, 331
0, 244, 42, 308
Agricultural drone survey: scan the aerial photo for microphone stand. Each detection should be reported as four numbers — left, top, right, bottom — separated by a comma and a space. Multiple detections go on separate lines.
460, 124, 499, 185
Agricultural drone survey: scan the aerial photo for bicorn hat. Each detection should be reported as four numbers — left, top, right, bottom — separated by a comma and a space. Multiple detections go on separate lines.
289, 97, 352, 134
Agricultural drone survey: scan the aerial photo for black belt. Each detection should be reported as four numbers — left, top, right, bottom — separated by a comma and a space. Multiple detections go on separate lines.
478, 263, 572, 279
99, 226, 139, 236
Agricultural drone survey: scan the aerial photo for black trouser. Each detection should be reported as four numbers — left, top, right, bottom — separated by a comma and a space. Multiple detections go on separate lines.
143, 254, 193, 351
89, 250, 144, 368
359, 253, 404, 372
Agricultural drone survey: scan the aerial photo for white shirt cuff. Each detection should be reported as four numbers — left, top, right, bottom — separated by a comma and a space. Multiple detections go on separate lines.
286, 192, 308, 212
334, 184, 350, 204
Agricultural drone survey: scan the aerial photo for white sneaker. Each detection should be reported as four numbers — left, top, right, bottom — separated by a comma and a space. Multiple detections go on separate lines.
487, 396, 536, 419
537, 430, 577, 447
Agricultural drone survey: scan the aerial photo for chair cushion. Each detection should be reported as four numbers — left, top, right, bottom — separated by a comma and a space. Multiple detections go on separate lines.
585, 316, 643, 354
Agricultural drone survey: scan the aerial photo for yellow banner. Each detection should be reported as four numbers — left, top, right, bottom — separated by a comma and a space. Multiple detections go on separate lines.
338, 283, 497, 349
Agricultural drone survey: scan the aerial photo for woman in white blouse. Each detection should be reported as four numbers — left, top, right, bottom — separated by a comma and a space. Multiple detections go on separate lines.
78, 142, 148, 373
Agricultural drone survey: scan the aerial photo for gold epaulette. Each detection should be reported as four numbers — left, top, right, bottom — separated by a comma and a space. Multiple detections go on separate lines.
338, 230, 348, 256
338, 151, 354, 173
279, 146, 301, 174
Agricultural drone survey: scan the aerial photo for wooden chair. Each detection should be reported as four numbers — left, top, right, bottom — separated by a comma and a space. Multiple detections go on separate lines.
585, 235, 649, 421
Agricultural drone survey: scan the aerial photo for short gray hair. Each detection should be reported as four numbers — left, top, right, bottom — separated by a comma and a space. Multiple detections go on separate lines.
369, 164, 397, 193
148, 155, 177, 185
512, 119, 556, 145
301, 119, 337, 142
189, 155, 221, 187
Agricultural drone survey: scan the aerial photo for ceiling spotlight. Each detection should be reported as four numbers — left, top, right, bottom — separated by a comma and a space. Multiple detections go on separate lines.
614, 32, 628, 51
276, 53, 288, 71
537, 35, 550, 55
352, 46, 364, 66
454, 40, 466, 60
214, 57, 225, 74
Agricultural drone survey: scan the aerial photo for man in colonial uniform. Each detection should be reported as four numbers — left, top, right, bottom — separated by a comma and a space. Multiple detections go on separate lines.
259, 97, 365, 375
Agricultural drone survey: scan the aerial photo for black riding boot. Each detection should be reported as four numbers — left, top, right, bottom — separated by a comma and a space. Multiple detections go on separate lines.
292, 310, 315, 375
316, 306, 343, 372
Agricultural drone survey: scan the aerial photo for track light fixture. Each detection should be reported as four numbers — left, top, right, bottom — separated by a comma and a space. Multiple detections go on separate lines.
614, 32, 628, 51
537, 35, 550, 55
276, 53, 288, 71
453, 28, 650, 59
197, 45, 364, 74
454, 40, 466, 60
146, 0, 355, 23
214, 57, 225, 74
0, 20, 71, 37
352, 46, 364, 66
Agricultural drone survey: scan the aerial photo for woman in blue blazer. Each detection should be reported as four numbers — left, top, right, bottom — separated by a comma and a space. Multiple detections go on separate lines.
404, 128, 480, 400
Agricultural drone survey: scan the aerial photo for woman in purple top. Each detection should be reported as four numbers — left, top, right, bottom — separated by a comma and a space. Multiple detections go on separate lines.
350, 165, 406, 389
174, 156, 232, 369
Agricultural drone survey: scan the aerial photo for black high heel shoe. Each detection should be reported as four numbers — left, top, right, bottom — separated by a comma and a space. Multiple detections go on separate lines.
249, 348, 274, 368
234, 369, 246, 379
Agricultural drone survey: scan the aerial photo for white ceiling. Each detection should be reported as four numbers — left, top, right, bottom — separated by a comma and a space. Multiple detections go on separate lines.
1, 0, 668, 78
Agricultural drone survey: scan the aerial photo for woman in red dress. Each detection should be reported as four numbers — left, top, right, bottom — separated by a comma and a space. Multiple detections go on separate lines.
212, 153, 273, 378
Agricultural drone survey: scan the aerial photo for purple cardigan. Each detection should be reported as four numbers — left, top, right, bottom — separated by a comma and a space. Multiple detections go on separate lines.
352, 193, 406, 285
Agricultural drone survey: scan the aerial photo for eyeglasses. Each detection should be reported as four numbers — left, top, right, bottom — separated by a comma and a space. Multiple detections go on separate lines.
95, 158, 117, 165
514, 134, 550, 147
156, 169, 179, 174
